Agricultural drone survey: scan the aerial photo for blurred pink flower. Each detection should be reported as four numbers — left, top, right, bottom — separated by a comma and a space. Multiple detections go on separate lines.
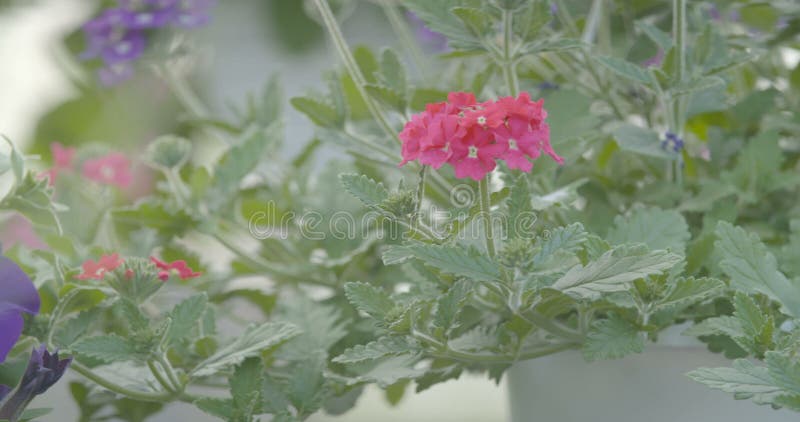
41, 142, 76, 186
0, 215, 46, 250
82, 153, 133, 188
76, 253, 124, 280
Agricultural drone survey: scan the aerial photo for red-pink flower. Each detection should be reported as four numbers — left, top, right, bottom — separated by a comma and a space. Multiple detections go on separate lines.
41, 142, 77, 186
398, 91, 563, 180
448, 125, 506, 180
76, 253, 123, 280
150, 257, 201, 281
82, 153, 133, 188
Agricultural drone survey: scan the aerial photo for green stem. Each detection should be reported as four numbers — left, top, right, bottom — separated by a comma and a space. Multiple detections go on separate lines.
313, 0, 397, 142
523, 310, 584, 343
581, 0, 603, 45
72, 362, 173, 402
478, 176, 496, 258
158, 354, 183, 392
501, 9, 519, 97
672, 0, 687, 184
415, 165, 427, 222
148, 360, 177, 393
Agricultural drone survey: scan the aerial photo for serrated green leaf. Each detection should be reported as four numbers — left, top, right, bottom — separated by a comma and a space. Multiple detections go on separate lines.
687, 359, 785, 404
733, 292, 773, 353
404, 243, 500, 282
533, 223, 587, 265
715, 222, 800, 318
595, 55, 652, 84
72, 335, 141, 363
433, 281, 472, 332
230, 357, 264, 416
608, 207, 690, 254
683, 315, 744, 338
195, 397, 233, 420
277, 297, 348, 360
339, 173, 389, 208
552, 245, 682, 300
344, 281, 395, 320
583, 314, 644, 361
192, 322, 299, 377
333, 337, 414, 364
653, 277, 725, 313
165, 293, 208, 346
353, 45, 379, 83
451, 7, 491, 36
347, 354, 426, 388
766, 352, 800, 396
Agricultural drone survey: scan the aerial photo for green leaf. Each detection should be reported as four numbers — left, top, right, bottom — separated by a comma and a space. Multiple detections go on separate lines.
230, 357, 265, 418
353, 45, 379, 83
339, 173, 389, 208
652, 277, 725, 313
451, 7, 491, 37
192, 322, 299, 377
612, 124, 676, 159
533, 223, 587, 265
195, 398, 233, 420
364, 83, 406, 111
765, 352, 800, 395
433, 280, 472, 333
636, 21, 672, 51
344, 281, 395, 320
595, 56, 652, 85
683, 315, 744, 339
551, 245, 682, 300
333, 337, 415, 364
672, 76, 726, 96
583, 314, 644, 361
165, 293, 208, 346
607, 207, 690, 254
18, 408, 53, 422
72, 335, 141, 363
403, 0, 480, 50
403, 243, 500, 282
715, 222, 800, 318
687, 359, 785, 404
347, 354, 426, 388
276, 297, 348, 360
379, 48, 407, 96
733, 292, 773, 354
290, 97, 341, 128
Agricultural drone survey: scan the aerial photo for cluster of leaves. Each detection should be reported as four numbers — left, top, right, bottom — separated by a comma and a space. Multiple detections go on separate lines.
1, 0, 799, 420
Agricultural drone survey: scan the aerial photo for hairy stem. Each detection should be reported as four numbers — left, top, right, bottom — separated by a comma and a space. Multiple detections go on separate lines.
502, 9, 519, 97
72, 362, 173, 402
312, 0, 397, 142
478, 176, 496, 258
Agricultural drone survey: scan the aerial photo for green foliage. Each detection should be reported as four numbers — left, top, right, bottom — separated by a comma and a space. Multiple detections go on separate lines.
582, 314, 644, 361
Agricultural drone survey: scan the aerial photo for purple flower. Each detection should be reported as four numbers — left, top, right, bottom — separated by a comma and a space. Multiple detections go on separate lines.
0, 345, 72, 422
661, 131, 684, 153
79, 0, 215, 86
550, 2, 558, 15
173, 0, 216, 28
406, 11, 448, 52
0, 256, 39, 364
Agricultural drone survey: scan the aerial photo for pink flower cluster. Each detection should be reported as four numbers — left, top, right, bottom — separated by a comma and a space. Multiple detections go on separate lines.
75, 253, 201, 281
41, 143, 132, 189
399, 92, 563, 180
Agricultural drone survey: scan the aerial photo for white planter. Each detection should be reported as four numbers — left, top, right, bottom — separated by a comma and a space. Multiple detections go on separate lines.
507, 332, 797, 422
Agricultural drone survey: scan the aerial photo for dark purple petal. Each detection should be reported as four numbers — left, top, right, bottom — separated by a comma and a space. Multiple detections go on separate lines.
0, 345, 72, 421
0, 256, 39, 315
0, 385, 9, 402
101, 30, 146, 63
0, 310, 23, 364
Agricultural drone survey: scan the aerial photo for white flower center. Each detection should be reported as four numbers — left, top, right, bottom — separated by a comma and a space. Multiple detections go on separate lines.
468, 146, 479, 158
116, 41, 131, 55
508, 139, 518, 150
477, 116, 487, 125
101, 166, 116, 180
